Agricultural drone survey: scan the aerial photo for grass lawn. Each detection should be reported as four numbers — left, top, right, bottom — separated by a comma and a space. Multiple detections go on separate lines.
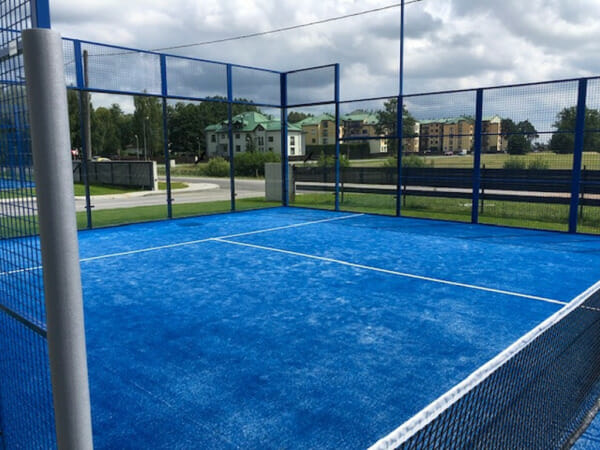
73, 183, 139, 196
351, 152, 600, 170
292, 192, 600, 233
76, 198, 280, 229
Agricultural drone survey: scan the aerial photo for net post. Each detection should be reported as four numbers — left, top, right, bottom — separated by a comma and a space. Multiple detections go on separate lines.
227, 64, 236, 211
569, 78, 587, 234
471, 89, 484, 224
334, 63, 341, 211
280, 72, 289, 206
22, 29, 93, 450
160, 54, 173, 219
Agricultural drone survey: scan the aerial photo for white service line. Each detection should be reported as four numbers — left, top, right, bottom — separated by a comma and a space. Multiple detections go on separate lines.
212, 238, 567, 307
0, 213, 364, 274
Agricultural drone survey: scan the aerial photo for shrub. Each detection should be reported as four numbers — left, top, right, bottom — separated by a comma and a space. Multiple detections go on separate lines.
204, 157, 230, 177
503, 157, 526, 169
234, 151, 280, 177
526, 157, 550, 170
317, 151, 350, 168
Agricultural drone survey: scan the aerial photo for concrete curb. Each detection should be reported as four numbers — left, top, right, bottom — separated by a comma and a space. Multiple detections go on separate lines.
74, 182, 219, 200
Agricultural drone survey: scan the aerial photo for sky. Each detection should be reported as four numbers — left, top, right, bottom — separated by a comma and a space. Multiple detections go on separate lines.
49, 0, 600, 128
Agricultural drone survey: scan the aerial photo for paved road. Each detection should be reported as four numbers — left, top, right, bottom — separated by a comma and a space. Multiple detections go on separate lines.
75, 176, 266, 212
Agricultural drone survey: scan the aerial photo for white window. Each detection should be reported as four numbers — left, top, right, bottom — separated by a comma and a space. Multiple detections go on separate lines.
257, 137, 264, 146
290, 136, 295, 145
290, 147, 295, 155
211, 134, 216, 143
268, 136, 274, 142
235, 145, 241, 152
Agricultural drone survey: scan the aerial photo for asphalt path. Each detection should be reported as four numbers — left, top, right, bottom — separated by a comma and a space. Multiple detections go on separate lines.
74, 176, 266, 212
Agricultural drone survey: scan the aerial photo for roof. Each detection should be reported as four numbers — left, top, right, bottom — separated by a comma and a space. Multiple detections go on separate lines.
341, 110, 379, 125
294, 113, 336, 126
205, 111, 301, 133
419, 115, 502, 125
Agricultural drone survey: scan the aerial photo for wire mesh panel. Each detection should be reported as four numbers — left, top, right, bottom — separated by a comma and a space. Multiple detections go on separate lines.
579, 78, 600, 234
0, 2, 56, 447
287, 65, 335, 107
288, 104, 337, 211
479, 81, 579, 231
165, 57, 227, 101
79, 42, 162, 95
401, 90, 477, 222
231, 66, 280, 107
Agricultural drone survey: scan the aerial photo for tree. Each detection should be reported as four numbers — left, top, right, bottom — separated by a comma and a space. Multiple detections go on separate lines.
288, 111, 312, 123
376, 98, 417, 155
67, 90, 81, 151
133, 95, 163, 159
502, 118, 539, 155
549, 107, 600, 154
166, 97, 261, 157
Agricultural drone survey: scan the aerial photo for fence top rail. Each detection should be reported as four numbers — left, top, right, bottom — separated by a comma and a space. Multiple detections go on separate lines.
61, 36, 282, 75
285, 63, 338, 75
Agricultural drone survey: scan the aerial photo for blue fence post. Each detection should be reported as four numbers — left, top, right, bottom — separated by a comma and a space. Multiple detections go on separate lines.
396, 0, 405, 217
569, 78, 588, 234
160, 55, 172, 219
227, 64, 236, 211
334, 63, 341, 211
471, 89, 484, 224
280, 72, 289, 206
73, 40, 92, 229
31, 0, 51, 28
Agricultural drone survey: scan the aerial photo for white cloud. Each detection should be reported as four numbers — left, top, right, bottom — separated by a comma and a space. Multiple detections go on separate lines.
49, 0, 599, 110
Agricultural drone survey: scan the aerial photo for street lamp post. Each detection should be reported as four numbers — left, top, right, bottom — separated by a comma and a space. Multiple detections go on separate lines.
143, 116, 148, 161
134, 134, 139, 160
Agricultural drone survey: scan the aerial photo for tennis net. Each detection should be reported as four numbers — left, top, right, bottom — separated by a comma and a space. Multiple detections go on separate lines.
370, 280, 600, 450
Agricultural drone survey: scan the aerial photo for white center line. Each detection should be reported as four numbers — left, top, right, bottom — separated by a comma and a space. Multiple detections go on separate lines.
212, 238, 567, 306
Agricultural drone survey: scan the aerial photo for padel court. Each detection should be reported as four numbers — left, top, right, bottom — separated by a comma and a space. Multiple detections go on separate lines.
67, 207, 600, 448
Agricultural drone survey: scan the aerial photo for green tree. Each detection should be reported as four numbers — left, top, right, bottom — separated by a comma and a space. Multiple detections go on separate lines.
376, 98, 417, 155
92, 107, 121, 156
67, 90, 81, 151
133, 95, 163, 159
167, 97, 261, 157
288, 111, 312, 123
549, 107, 600, 153
502, 118, 539, 155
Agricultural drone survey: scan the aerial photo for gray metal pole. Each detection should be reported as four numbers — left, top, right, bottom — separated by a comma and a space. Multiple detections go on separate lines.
22, 29, 94, 450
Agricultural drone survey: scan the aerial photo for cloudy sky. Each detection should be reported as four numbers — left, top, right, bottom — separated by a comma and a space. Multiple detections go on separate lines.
48, 0, 600, 126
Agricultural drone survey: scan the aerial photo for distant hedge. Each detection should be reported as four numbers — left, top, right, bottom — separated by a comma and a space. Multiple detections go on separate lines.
304, 143, 373, 160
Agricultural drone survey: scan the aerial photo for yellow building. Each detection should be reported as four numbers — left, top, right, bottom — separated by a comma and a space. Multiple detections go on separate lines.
295, 113, 337, 146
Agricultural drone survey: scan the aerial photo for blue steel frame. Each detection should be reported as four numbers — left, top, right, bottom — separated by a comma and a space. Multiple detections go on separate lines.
569, 79, 588, 233
23, 33, 600, 236
471, 89, 483, 224
31, 0, 51, 28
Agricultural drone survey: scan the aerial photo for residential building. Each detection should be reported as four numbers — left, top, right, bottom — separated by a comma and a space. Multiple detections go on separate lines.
295, 113, 336, 146
205, 111, 305, 157
340, 110, 387, 153
418, 116, 505, 154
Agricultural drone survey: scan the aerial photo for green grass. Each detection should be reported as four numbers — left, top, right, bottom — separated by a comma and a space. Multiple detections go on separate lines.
76, 198, 280, 229
73, 183, 138, 196
352, 152, 600, 170
159, 181, 188, 190
292, 192, 600, 232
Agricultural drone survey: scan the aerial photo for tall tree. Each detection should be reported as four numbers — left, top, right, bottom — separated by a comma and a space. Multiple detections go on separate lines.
288, 111, 312, 123
166, 97, 261, 156
549, 107, 600, 154
67, 90, 82, 151
376, 98, 417, 155
133, 95, 163, 159
502, 118, 539, 155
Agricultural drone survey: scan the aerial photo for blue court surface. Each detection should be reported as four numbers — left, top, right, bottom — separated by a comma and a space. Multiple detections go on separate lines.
74, 207, 600, 448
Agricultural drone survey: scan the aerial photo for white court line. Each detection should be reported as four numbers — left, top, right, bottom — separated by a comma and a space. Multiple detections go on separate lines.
0, 213, 363, 275
213, 238, 567, 307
